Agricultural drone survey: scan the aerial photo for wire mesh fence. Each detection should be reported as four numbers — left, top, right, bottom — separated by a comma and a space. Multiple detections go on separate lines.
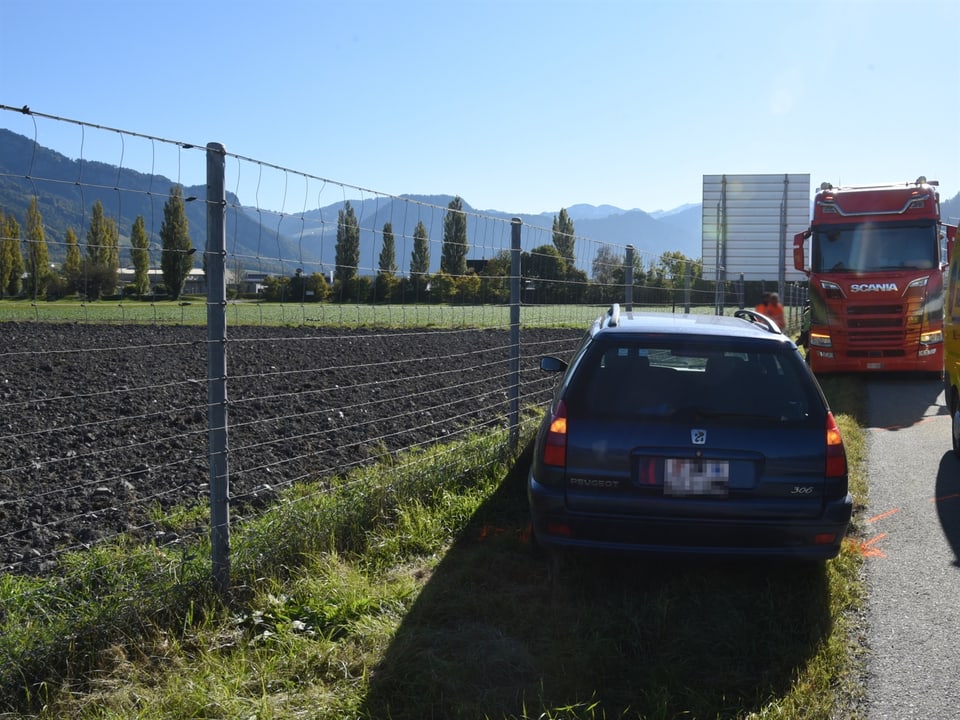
0, 105, 805, 587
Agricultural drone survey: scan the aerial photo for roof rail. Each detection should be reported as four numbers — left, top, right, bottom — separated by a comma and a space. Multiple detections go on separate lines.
733, 309, 783, 335
607, 303, 621, 327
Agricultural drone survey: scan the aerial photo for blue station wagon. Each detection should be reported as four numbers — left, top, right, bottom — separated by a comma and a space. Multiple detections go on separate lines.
528, 305, 853, 561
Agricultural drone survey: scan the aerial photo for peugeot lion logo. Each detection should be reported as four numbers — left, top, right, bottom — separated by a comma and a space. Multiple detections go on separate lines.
691, 429, 706, 445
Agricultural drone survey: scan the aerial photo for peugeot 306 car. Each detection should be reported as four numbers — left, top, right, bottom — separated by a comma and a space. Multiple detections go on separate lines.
529, 304, 852, 561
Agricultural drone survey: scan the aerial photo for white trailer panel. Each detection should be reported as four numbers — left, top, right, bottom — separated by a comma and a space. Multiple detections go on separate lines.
702, 173, 810, 283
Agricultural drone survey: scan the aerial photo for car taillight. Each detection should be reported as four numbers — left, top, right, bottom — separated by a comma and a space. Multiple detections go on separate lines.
543, 400, 568, 467
825, 412, 847, 478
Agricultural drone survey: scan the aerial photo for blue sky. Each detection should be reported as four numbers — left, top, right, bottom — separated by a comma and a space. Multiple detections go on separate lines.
2, 0, 958, 217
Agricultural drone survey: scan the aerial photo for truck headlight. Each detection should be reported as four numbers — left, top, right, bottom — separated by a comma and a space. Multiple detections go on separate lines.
810, 333, 832, 348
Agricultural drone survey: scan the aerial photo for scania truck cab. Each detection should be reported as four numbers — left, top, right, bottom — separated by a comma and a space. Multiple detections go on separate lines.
793, 177, 950, 374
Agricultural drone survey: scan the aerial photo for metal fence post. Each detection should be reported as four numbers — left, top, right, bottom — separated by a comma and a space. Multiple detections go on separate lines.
206, 142, 230, 595
509, 218, 522, 453
624, 245, 634, 311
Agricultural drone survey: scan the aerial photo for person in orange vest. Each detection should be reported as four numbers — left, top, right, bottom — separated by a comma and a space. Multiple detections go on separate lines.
764, 292, 786, 329
754, 292, 770, 316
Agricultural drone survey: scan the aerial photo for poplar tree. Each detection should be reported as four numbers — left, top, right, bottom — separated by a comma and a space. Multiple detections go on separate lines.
440, 196, 468, 276
552, 208, 576, 264
23, 198, 50, 297
410, 220, 430, 277
334, 200, 360, 290
0, 211, 24, 298
85, 200, 120, 298
160, 185, 193, 299
63, 227, 81, 294
378, 221, 397, 275
130, 215, 151, 295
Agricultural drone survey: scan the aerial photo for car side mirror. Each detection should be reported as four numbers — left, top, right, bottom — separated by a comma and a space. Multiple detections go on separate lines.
540, 356, 567, 373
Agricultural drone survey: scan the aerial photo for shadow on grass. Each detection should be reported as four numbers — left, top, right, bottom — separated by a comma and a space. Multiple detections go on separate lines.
361, 438, 833, 719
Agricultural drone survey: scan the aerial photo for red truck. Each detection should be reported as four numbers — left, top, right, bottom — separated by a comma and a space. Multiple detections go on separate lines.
793, 176, 956, 374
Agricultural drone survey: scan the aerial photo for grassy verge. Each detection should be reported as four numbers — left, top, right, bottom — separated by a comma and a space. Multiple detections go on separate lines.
0, 379, 868, 719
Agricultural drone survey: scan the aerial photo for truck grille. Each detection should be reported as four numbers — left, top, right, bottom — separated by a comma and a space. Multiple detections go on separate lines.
847, 305, 902, 315
829, 296, 929, 358
843, 302, 912, 349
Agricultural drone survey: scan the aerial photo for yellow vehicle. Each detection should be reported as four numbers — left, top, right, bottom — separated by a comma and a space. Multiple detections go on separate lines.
941, 223, 960, 454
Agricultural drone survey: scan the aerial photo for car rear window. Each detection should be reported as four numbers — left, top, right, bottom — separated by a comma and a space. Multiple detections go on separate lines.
565, 339, 822, 425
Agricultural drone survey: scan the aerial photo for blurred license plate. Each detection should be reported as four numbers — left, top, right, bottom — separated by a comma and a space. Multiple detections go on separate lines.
664, 458, 728, 496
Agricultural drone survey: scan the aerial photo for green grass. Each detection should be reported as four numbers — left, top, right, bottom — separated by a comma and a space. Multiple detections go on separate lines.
0, 298, 754, 328
0, 375, 869, 719
0, 297, 595, 328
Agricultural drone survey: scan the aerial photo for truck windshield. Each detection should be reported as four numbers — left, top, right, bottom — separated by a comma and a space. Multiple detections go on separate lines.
812, 221, 938, 273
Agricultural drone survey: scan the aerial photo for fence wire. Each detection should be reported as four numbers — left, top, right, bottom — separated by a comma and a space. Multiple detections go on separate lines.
0, 106, 802, 586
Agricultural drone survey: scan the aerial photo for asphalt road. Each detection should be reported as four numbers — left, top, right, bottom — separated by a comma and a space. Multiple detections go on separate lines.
864, 375, 960, 719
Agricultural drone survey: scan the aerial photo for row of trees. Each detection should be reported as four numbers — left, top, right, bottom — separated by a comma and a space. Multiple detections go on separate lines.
264, 202, 710, 306
3, 191, 715, 306
331, 196, 472, 301
261, 246, 708, 306
0, 186, 195, 301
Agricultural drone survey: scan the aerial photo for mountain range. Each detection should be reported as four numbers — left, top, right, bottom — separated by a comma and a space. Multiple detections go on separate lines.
0, 129, 705, 275
3, 128, 957, 277
249, 195, 704, 276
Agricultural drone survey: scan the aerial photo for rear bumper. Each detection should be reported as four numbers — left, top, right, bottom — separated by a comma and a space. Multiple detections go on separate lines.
529, 476, 853, 561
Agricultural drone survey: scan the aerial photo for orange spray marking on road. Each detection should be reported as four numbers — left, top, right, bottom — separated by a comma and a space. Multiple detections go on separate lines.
929, 493, 960, 503
851, 533, 888, 558
866, 508, 900, 524
856, 508, 899, 558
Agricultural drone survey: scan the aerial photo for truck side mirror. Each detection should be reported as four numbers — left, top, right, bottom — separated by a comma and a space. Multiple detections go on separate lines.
793, 231, 810, 273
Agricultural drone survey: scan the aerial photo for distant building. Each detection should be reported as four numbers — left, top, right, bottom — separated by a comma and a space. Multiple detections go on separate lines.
116, 268, 234, 296
237, 271, 269, 295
